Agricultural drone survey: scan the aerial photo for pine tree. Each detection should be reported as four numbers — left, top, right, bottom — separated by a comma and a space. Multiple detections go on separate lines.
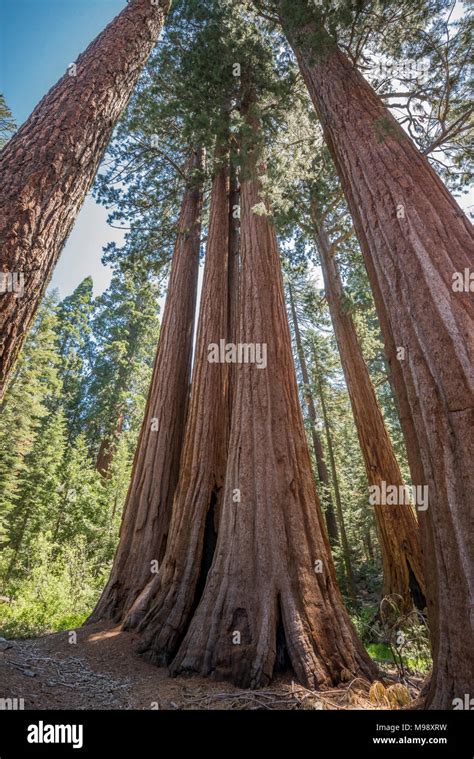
53, 433, 103, 548
85, 269, 160, 474
287, 277, 339, 546
5, 410, 67, 580
54, 277, 94, 440
310, 335, 357, 604
0, 296, 61, 559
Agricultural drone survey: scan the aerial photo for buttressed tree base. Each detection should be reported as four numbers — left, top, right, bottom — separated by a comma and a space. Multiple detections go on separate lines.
0, 0, 472, 739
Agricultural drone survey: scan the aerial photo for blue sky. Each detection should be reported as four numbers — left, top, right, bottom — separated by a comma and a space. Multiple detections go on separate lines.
0, 1, 471, 300
0, 0, 128, 298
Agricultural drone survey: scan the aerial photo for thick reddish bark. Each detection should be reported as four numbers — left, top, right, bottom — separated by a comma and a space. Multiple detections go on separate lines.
227, 158, 241, 408
0, 0, 170, 400
88, 150, 203, 623
282, 6, 473, 707
313, 214, 425, 612
124, 158, 231, 642
135, 107, 376, 689
288, 283, 339, 545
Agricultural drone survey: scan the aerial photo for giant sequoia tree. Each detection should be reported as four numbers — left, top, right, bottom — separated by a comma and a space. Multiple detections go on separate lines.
87, 3, 377, 689
279, 0, 474, 708
3, 0, 472, 711
124, 149, 232, 635
310, 197, 425, 613
129, 87, 376, 687
267, 86, 425, 611
89, 150, 203, 623
0, 0, 170, 399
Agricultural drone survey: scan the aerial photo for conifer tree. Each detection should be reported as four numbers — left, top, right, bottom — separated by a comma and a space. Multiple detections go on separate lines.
278, 0, 473, 706
0, 0, 171, 398
0, 296, 62, 557
54, 278, 94, 441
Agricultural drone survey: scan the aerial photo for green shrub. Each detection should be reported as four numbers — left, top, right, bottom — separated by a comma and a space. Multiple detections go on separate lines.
0, 533, 106, 638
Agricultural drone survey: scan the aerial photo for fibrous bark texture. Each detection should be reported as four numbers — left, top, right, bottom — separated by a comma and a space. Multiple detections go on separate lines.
0, 0, 170, 399
313, 216, 425, 612
136, 111, 376, 689
283, 7, 473, 707
96, 411, 124, 478
88, 150, 203, 623
126, 158, 231, 645
227, 158, 241, 408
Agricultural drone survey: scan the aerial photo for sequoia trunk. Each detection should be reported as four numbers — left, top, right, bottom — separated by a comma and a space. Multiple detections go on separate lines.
125, 155, 231, 638
96, 411, 124, 478
282, 4, 473, 707
313, 215, 425, 612
136, 103, 376, 689
0, 0, 170, 399
88, 150, 203, 623
227, 158, 241, 408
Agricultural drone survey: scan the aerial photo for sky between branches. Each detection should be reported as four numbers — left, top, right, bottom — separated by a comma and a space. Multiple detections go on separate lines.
0, 0, 471, 298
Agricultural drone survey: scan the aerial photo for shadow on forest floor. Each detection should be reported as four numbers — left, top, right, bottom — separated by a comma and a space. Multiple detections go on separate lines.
0, 623, 423, 710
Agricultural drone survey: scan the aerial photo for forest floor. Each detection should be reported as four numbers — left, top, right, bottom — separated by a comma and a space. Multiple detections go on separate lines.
0, 622, 406, 710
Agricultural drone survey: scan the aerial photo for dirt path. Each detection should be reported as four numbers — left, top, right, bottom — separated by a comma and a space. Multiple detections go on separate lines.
0, 623, 383, 710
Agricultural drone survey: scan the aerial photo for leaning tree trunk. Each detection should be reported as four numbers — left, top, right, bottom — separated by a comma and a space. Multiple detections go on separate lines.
281, 3, 473, 707
136, 102, 377, 689
124, 155, 231, 638
312, 349, 357, 605
88, 150, 203, 623
313, 214, 425, 612
288, 283, 339, 545
0, 0, 170, 400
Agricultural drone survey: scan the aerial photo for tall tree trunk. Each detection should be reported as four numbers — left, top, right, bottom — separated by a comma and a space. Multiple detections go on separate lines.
95, 316, 141, 476
135, 101, 376, 689
312, 348, 357, 605
124, 155, 231, 641
288, 283, 339, 545
312, 212, 425, 613
365, 529, 374, 563
96, 411, 124, 478
88, 149, 203, 623
281, 4, 473, 707
0, 0, 170, 400
227, 157, 241, 409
